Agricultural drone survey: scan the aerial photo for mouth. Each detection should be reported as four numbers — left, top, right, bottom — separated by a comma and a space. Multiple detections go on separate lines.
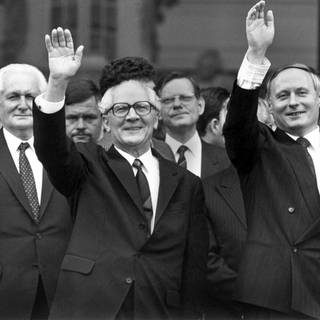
124, 127, 143, 131
286, 111, 305, 117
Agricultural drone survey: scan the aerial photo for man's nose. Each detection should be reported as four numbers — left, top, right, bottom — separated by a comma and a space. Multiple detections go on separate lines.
288, 92, 298, 106
172, 96, 182, 108
18, 96, 30, 109
76, 117, 85, 128
126, 106, 139, 119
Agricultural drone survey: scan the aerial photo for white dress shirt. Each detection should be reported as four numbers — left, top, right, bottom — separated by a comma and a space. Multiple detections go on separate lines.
114, 146, 160, 233
237, 53, 320, 194
4, 128, 43, 202
165, 131, 202, 177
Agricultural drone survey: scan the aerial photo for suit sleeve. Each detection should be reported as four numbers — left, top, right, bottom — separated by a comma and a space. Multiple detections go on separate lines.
181, 177, 209, 318
223, 82, 261, 173
33, 102, 86, 197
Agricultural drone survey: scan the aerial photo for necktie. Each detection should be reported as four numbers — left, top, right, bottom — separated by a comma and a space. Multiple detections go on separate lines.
133, 159, 153, 235
296, 137, 316, 178
18, 142, 40, 223
177, 145, 188, 168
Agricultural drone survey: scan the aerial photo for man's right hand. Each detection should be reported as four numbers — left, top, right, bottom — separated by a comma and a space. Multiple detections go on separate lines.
43, 27, 84, 102
246, 0, 274, 64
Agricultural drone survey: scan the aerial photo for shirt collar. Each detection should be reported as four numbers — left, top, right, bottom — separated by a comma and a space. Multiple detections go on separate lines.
165, 131, 201, 156
3, 127, 35, 153
114, 146, 154, 172
287, 126, 320, 149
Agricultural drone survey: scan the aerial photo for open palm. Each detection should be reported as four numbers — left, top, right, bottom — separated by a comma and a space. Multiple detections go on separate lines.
45, 27, 83, 79
246, 1, 274, 52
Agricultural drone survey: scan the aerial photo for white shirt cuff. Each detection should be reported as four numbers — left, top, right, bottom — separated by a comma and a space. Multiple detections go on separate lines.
237, 52, 271, 89
34, 93, 65, 114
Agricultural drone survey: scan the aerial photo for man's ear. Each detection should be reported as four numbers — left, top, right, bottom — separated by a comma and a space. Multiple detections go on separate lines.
198, 96, 205, 115
102, 115, 111, 133
208, 118, 220, 135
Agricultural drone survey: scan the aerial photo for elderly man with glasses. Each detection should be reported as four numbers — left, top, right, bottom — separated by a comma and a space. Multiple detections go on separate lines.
32, 28, 208, 320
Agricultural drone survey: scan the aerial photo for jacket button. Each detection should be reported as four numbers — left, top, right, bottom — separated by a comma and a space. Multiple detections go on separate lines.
288, 207, 295, 214
138, 223, 146, 230
35, 233, 42, 240
292, 247, 298, 253
125, 277, 133, 284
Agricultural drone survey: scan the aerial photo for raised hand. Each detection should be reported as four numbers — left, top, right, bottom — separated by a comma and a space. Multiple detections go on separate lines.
246, 1, 274, 61
45, 27, 84, 80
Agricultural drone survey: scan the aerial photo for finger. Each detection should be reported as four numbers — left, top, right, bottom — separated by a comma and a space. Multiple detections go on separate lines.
265, 10, 274, 28
51, 28, 59, 48
64, 29, 74, 50
74, 45, 84, 64
44, 34, 53, 53
257, 1, 265, 19
57, 27, 66, 47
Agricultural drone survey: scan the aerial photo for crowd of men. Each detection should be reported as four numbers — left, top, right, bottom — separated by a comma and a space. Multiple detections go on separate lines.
1, 1, 320, 319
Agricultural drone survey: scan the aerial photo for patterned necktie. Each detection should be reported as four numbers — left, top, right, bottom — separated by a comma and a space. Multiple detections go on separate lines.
133, 159, 153, 235
18, 142, 40, 223
177, 145, 188, 168
296, 137, 316, 178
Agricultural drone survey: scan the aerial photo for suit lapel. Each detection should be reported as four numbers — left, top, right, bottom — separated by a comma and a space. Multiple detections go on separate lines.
155, 155, 180, 225
216, 168, 247, 228
106, 145, 143, 213
0, 130, 34, 218
275, 129, 320, 222
39, 170, 53, 219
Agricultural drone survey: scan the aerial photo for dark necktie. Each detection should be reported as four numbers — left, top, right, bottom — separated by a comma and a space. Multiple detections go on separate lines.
18, 142, 40, 223
296, 137, 316, 178
177, 145, 188, 168
133, 159, 153, 235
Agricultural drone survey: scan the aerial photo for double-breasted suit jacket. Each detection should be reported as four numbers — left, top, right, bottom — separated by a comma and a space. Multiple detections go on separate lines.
223, 83, 320, 319
33, 105, 208, 320
0, 129, 72, 319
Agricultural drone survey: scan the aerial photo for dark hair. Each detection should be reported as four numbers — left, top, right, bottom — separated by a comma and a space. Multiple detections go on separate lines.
99, 56, 156, 95
156, 71, 201, 99
65, 78, 101, 106
197, 87, 230, 136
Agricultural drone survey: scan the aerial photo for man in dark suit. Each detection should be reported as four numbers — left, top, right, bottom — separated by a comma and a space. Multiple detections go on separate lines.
0, 63, 72, 319
33, 28, 208, 320
157, 72, 230, 179
224, 1, 320, 318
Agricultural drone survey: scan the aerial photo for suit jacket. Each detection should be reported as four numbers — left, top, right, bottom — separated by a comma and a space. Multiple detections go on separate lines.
223, 83, 320, 318
33, 105, 208, 320
203, 165, 247, 319
0, 129, 72, 319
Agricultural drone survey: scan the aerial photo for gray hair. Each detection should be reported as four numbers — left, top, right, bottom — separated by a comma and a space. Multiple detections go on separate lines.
0, 64, 47, 93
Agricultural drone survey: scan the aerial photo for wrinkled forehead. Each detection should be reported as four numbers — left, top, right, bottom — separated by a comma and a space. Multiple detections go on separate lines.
2, 70, 41, 94
268, 66, 317, 95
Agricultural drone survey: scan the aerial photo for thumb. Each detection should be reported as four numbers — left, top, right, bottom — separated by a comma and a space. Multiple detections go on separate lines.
75, 45, 84, 64
265, 10, 274, 28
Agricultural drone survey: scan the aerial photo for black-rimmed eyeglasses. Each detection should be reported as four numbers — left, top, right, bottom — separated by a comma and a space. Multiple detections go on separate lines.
107, 101, 156, 118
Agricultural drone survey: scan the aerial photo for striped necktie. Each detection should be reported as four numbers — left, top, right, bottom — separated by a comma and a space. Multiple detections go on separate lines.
177, 145, 188, 168
18, 142, 40, 223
